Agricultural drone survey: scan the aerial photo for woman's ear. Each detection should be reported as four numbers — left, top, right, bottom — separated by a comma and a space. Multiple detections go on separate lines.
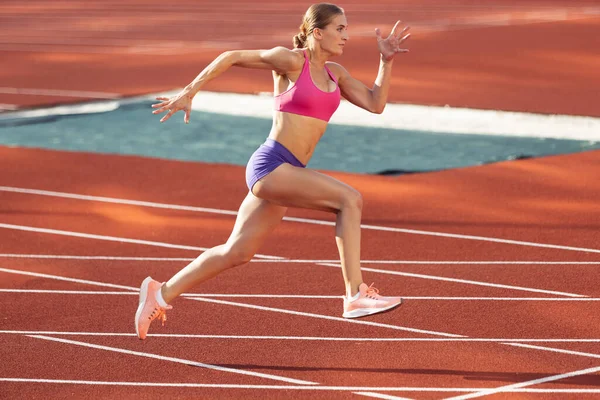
313, 28, 322, 40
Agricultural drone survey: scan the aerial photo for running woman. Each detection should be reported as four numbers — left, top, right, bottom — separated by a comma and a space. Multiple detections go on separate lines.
136, 3, 410, 339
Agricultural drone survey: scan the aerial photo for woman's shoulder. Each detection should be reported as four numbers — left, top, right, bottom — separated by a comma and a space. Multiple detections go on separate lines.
267, 47, 305, 77
289, 47, 308, 66
325, 61, 349, 81
269, 47, 305, 70
270, 46, 305, 60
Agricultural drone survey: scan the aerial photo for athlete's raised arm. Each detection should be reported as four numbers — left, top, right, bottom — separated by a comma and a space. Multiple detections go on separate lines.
330, 20, 410, 114
152, 47, 303, 123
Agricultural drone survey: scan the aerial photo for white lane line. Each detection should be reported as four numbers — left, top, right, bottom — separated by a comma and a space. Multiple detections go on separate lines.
0, 254, 195, 261
0, 268, 460, 337
0, 268, 138, 291
3, 289, 600, 301
355, 392, 414, 400
0, 223, 208, 251
188, 297, 464, 338
26, 335, 317, 385
503, 343, 600, 359
318, 263, 587, 298
4, 331, 600, 342
443, 365, 600, 400
2, 186, 599, 254
0, 87, 120, 99
2, 254, 600, 264
3, 224, 587, 298
2, 378, 600, 393
0, 223, 283, 260
356, 223, 600, 254
0, 186, 238, 215
0, 289, 339, 298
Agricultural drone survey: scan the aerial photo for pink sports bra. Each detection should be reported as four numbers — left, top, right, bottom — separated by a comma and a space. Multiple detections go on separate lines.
274, 49, 341, 122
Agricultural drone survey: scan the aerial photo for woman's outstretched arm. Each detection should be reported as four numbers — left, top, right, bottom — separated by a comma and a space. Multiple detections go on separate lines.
331, 20, 410, 114
152, 47, 303, 123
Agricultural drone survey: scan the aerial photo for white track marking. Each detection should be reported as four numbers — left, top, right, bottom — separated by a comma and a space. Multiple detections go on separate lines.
355, 392, 414, 400
0, 227, 594, 304
0, 223, 282, 260
2, 186, 599, 254
0, 254, 195, 261
2, 254, 600, 264
318, 263, 587, 298
0, 186, 238, 214
2, 224, 588, 297
2, 378, 600, 393
188, 297, 464, 338
26, 335, 316, 385
444, 365, 600, 400
503, 343, 600, 359
0, 268, 138, 291
0, 289, 339, 298
0, 87, 120, 99
3, 289, 600, 302
361, 221, 600, 254
282, 260, 600, 265
0, 223, 208, 251
0, 268, 460, 337
4, 331, 600, 342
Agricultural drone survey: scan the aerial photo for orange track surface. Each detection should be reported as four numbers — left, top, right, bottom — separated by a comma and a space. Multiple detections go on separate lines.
1, 0, 600, 116
1, 147, 600, 399
2, 1, 600, 399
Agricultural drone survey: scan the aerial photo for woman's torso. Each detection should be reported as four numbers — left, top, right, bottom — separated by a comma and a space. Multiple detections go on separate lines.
268, 49, 340, 165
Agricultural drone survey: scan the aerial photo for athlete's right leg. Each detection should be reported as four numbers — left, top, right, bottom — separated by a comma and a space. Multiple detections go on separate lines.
161, 192, 288, 303
135, 192, 287, 338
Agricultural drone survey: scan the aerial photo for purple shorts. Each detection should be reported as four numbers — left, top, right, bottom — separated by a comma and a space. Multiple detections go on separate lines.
245, 138, 306, 192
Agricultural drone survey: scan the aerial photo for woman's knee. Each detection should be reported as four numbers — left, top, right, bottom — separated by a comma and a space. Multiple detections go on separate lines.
223, 242, 255, 266
341, 188, 363, 212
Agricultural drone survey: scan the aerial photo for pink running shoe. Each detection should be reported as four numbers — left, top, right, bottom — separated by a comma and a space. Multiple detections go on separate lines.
135, 276, 172, 340
343, 283, 402, 318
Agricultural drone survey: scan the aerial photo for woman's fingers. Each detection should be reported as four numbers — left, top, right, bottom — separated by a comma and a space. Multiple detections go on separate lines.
375, 27, 382, 41
152, 101, 170, 109
160, 109, 176, 123
390, 20, 403, 37
152, 105, 171, 115
151, 95, 193, 123
396, 26, 410, 40
152, 96, 174, 108
397, 26, 410, 35
398, 32, 411, 44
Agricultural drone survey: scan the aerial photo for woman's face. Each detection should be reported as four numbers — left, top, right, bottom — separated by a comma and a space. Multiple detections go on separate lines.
316, 13, 349, 56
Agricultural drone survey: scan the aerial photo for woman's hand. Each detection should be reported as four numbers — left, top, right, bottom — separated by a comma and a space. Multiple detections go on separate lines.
151, 91, 194, 123
375, 21, 411, 63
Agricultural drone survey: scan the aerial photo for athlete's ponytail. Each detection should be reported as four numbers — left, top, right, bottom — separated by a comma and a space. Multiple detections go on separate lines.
293, 3, 344, 48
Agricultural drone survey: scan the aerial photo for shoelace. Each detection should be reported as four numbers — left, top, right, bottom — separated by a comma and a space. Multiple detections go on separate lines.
148, 307, 168, 326
365, 282, 381, 299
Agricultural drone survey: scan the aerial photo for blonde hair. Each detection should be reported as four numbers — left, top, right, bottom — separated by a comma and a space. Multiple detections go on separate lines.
293, 3, 345, 48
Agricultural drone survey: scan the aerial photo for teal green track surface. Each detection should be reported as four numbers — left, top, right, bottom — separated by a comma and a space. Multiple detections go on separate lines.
1, 101, 599, 175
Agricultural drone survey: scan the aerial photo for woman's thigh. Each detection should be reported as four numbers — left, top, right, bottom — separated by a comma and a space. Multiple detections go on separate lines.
252, 163, 360, 213
226, 191, 288, 257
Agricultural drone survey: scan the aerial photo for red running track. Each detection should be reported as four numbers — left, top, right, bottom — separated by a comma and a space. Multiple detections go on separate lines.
2, 1, 600, 398
1, 0, 600, 116
1, 146, 600, 399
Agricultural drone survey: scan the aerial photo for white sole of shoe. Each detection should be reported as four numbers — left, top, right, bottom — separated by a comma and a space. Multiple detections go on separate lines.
134, 276, 152, 339
342, 299, 402, 319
